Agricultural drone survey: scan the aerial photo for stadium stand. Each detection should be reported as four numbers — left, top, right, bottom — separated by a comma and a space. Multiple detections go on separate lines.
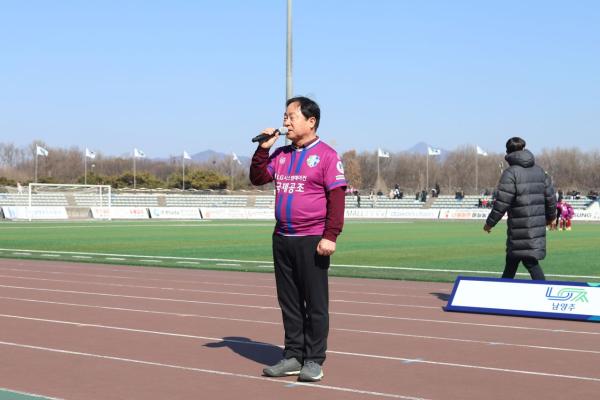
0, 190, 595, 211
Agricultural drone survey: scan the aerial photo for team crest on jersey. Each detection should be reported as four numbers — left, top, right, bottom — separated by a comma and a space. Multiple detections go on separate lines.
336, 161, 344, 174
306, 155, 320, 168
279, 157, 286, 164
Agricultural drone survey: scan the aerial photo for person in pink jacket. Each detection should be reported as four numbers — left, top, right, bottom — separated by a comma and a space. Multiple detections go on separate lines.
559, 200, 574, 231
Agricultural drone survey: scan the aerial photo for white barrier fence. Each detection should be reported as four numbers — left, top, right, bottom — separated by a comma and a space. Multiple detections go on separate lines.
2, 202, 599, 221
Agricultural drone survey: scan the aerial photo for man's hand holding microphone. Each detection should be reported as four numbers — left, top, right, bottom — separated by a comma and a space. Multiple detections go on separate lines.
252, 127, 288, 149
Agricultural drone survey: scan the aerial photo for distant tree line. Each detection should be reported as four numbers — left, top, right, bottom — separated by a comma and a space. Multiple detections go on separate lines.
1, 141, 599, 194
341, 146, 600, 196
0, 141, 244, 190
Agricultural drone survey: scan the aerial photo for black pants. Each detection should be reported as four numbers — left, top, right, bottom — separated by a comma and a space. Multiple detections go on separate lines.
272, 234, 330, 365
502, 255, 546, 280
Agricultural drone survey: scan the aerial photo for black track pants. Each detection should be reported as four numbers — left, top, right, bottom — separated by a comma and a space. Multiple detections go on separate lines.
272, 234, 330, 365
503, 255, 546, 280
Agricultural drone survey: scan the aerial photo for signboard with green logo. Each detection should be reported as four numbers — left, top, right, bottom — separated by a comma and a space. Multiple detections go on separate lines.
445, 276, 600, 322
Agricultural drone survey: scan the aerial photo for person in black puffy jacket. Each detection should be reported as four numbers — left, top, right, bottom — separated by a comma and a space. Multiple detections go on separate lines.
483, 137, 557, 280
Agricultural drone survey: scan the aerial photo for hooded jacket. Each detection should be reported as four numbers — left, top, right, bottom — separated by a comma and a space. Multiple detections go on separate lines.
486, 149, 556, 260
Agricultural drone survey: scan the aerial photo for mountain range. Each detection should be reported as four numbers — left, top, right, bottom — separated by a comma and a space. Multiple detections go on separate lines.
185, 142, 448, 164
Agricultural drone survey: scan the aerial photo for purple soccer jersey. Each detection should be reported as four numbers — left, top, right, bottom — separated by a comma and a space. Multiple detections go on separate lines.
266, 139, 347, 236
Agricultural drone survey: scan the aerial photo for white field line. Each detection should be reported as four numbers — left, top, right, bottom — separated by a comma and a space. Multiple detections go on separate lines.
0, 387, 63, 400
2, 247, 600, 280
1, 285, 599, 336
1, 314, 600, 383
0, 274, 440, 308
0, 223, 273, 230
2, 297, 600, 356
0, 338, 426, 400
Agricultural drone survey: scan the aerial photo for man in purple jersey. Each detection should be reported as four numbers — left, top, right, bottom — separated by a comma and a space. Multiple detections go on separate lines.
250, 96, 346, 382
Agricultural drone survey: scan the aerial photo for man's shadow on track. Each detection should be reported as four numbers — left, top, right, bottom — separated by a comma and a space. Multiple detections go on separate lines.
204, 337, 282, 366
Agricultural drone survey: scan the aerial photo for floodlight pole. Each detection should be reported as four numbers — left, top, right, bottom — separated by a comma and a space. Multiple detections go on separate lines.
285, 0, 293, 146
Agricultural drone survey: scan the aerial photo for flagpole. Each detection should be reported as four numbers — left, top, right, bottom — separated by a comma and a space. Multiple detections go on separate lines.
230, 156, 234, 190
182, 156, 185, 190
426, 153, 429, 192
377, 150, 380, 190
35, 153, 38, 183
84, 149, 88, 185
475, 151, 479, 195
133, 153, 136, 190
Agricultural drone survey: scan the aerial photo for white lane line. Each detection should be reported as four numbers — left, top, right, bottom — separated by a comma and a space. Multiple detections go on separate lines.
216, 263, 241, 267
0, 296, 280, 325
1, 247, 599, 279
2, 296, 600, 356
332, 349, 600, 382
1, 283, 599, 336
41, 254, 60, 258
139, 259, 161, 263
0, 387, 64, 400
1, 314, 600, 384
0, 265, 444, 299
72, 256, 92, 259
105, 258, 125, 261
0, 284, 279, 310
0, 274, 443, 308
0, 275, 275, 298
0, 275, 438, 309
0, 266, 277, 289
12, 252, 32, 256
0, 339, 426, 400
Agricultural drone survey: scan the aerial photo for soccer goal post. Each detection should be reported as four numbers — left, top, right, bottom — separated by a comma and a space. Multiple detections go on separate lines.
28, 183, 112, 221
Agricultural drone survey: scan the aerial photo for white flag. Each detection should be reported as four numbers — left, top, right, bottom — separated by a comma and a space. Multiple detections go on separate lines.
36, 145, 48, 157
85, 148, 96, 159
476, 146, 488, 156
134, 148, 146, 158
183, 151, 192, 160
232, 152, 242, 165
377, 148, 390, 158
428, 147, 441, 156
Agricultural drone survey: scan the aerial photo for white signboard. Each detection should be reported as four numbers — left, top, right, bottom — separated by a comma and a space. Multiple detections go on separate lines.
200, 207, 275, 220
438, 208, 508, 220
91, 207, 149, 219
1, 206, 68, 220
148, 207, 201, 220
344, 208, 440, 219
446, 276, 600, 322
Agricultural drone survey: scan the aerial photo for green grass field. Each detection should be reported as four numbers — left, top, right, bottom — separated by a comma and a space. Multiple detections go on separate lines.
0, 219, 598, 282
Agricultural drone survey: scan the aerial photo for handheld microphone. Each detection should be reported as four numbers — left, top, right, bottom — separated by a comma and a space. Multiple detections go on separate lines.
251, 127, 288, 143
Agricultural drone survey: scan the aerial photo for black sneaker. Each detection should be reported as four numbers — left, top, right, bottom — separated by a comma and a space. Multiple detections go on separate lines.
298, 360, 324, 382
263, 358, 302, 377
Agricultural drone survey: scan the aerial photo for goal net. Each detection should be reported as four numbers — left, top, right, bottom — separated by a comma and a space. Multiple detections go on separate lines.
28, 183, 112, 219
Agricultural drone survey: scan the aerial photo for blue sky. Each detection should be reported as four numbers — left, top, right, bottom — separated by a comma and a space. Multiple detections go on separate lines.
1, 1, 599, 158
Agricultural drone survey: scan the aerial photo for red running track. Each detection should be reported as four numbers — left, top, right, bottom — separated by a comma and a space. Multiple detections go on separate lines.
0, 258, 599, 400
